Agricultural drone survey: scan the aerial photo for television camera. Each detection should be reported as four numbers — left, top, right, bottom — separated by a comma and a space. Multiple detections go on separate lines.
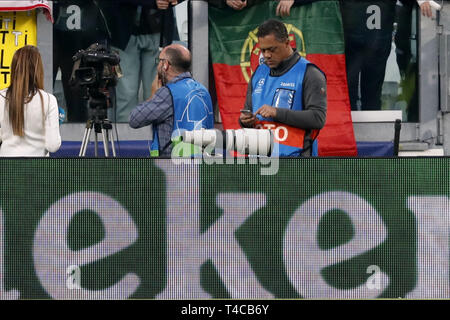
70, 43, 122, 157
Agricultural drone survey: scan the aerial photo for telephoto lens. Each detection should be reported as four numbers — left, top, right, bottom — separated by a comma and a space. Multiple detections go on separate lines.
181, 128, 273, 156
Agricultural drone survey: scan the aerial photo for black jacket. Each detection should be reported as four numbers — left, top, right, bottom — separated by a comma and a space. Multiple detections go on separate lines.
340, 0, 416, 35
53, 0, 109, 47
98, 0, 180, 50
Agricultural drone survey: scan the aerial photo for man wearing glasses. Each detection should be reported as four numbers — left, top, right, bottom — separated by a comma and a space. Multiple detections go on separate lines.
129, 44, 214, 157
239, 19, 327, 157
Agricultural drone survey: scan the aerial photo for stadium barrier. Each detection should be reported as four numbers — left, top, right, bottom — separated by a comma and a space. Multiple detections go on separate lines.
0, 158, 448, 299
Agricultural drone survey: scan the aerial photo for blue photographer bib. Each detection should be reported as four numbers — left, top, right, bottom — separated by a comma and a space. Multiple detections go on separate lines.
151, 77, 214, 157
252, 57, 318, 157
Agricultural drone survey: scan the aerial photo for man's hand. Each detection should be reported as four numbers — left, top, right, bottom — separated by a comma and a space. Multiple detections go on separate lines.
150, 75, 162, 100
276, 0, 294, 17
156, 0, 178, 10
420, 1, 433, 18
255, 105, 277, 119
226, 0, 247, 11
239, 111, 257, 127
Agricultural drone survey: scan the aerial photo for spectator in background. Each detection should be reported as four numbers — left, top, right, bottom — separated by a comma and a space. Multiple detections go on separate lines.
100, 0, 182, 123
395, 0, 434, 121
275, 0, 430, 115
225, 0, 248, 10
129, 44, 214, 157
53, 0, 109, 122
418, 0, 434, 18
340, 0, 415, 111
209, 0, 267, 10
215, 0, 320, 13
275, 0, 322, 17
394, 0, 417, 121
0, 46, 61, 156
396, 0, 435, 79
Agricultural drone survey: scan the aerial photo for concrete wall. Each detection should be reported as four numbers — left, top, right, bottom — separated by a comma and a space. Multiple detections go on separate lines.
37, 3, 53, 92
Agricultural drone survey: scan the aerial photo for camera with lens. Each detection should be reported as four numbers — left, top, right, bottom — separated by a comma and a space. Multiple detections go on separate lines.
71, 43, 121, 88
70, 43, 122, 110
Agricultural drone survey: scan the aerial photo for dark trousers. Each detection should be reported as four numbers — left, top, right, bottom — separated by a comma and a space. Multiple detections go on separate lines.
345, 33, 392, 110
53, 30, 89, 122
340, 0, 396, 110
394, 3, 419, 122
395, 3, 413, 78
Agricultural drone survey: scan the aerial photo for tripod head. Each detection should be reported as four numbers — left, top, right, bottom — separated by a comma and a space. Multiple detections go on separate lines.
87, 88, 110, 124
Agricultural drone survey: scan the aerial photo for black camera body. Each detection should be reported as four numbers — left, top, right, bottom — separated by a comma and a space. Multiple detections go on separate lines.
71, 43, 120, 89
70, 43, 121, 112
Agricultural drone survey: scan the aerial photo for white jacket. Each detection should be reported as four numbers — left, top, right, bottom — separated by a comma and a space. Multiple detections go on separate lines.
0, 89, 61, 157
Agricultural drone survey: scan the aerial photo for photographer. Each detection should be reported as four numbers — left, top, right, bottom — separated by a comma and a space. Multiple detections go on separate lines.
129, 44, 214, 157
0, 46, 61, 157
239, 19, 327, 157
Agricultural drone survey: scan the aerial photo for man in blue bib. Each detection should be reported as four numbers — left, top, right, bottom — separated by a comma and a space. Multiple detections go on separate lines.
129, 44, 214, 157
239, 19, 327, 157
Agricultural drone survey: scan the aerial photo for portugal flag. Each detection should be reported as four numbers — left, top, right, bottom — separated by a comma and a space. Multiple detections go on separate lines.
209, 0, 357, 156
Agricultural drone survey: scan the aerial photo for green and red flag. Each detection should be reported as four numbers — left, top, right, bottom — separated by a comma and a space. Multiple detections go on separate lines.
209, 0, 357, 156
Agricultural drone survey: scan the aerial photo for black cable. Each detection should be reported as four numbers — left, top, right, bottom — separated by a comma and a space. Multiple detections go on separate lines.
394, 119, 402, 156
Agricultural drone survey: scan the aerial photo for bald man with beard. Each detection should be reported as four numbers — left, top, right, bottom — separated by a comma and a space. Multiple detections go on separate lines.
129, 44, 214, 157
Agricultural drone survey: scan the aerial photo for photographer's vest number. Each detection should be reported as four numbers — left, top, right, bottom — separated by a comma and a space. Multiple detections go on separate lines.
151, 78, 214, 157
251, 57, 318, 157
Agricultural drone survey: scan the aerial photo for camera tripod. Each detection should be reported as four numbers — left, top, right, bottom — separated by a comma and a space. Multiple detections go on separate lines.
79, 110, 117, 158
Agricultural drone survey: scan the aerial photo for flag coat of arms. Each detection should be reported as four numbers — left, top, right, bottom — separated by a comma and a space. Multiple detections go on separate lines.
209, 0, 357, 156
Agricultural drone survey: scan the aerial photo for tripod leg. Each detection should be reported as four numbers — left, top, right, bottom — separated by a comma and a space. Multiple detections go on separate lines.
109, 129, 117, 157
94, 132, 99, 157
102, 129, 110, 157
79, 129, 89, 157
79, 120, 93, 157
80, 127, 92, 157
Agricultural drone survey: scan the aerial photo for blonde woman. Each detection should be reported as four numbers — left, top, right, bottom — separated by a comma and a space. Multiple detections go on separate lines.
0, 45, 61, 156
